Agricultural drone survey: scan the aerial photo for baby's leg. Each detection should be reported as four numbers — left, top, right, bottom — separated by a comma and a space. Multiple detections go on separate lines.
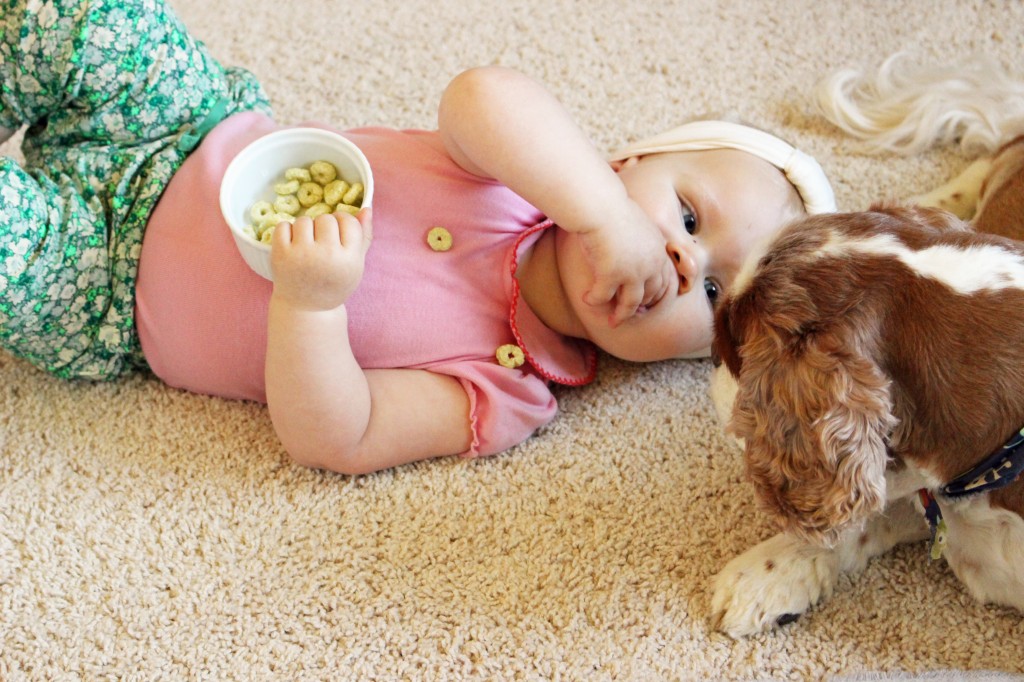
1, 0, 266, 152
0, 156, 126, 379
0, 0, 88, 139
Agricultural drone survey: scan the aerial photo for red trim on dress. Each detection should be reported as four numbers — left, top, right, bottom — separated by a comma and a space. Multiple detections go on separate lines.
507, 220, 598, 386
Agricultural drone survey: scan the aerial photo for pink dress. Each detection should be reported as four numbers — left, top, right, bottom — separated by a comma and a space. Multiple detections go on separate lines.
135, 112, 597, 457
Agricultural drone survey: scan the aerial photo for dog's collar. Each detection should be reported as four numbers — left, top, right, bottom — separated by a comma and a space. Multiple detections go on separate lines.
917, 425, 1024, 560
941, 424, 1024, 498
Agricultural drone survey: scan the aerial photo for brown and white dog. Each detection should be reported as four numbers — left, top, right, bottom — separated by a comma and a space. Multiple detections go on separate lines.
709, 55, 1024, 637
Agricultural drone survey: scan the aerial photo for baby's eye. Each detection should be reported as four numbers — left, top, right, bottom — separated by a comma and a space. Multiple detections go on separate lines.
704, 278, 720, 306
677, 197, 698, 234
683, 210, 697, 235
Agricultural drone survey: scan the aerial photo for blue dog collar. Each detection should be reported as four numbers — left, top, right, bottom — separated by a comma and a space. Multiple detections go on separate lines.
918, 425, 1024, 560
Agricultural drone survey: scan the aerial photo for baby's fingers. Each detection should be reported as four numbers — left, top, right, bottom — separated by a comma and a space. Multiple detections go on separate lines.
609, 281, 645, 327
583, 275, 620, 308
270, 219, 293, 247
354, 207, 373, 257
336, 211, 364, 251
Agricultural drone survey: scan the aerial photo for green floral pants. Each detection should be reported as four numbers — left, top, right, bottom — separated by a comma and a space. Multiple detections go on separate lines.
0, 0, 270, 379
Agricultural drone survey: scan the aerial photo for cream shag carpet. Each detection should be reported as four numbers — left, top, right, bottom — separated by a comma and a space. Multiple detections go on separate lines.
2, 0, 1023, 679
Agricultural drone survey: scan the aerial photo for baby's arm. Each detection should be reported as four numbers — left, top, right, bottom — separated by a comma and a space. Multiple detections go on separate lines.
265, 211, 473, 474
437, 66, 675, 326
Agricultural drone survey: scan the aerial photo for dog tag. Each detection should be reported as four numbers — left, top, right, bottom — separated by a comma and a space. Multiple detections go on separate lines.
929, 517, 948, 560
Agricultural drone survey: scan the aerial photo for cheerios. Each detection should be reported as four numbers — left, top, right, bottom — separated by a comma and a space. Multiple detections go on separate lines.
426, 226, 453, 251
342, 182, 364, 206
250, 200, 274, 222
284, 167, 312, 182
323, 179, 350, 206
247, 159, 366, 241
274, 194, 300, 214
297, 182, 324, 207
303, 202, 332, 219
309, 160, 338, 185
274, 179, 300, 195
496, 344, 525, 369
256, 213, 293, 239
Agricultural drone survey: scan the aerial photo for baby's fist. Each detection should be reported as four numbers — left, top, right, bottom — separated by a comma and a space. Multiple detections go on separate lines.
270, 209, 373, 312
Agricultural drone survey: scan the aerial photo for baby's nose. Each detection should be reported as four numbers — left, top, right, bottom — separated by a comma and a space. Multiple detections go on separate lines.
666, 242, 699, 294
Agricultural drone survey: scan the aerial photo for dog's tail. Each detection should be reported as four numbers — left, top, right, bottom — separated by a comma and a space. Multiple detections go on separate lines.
815, 53, 1024, 156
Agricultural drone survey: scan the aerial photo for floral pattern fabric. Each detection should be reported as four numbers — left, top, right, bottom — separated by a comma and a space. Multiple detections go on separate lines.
0, 0, 270, 379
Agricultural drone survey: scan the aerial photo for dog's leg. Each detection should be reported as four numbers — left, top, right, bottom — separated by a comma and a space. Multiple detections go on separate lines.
710, 496, 927, 637
910, 157, 992, 219
938, 499, 1024, 610
971, 136, 1024, 241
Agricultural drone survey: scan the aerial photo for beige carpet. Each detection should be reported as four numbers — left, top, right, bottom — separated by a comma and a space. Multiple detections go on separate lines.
2, 0, 1024, 679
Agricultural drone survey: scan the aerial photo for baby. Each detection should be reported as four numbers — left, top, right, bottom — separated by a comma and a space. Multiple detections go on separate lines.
0, 0, 835, 474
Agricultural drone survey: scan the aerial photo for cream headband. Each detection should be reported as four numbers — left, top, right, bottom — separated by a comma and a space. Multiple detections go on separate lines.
608, 120, 837, 215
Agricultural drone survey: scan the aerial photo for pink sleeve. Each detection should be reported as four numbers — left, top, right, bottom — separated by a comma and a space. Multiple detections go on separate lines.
428, 361, 558, 458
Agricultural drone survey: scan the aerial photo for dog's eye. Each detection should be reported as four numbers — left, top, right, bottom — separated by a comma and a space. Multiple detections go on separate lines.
704, 278, 720, 305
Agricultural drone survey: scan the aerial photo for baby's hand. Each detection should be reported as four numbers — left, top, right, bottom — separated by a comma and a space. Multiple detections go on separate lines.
270, 208, 373, 312
579, 202, 675, 326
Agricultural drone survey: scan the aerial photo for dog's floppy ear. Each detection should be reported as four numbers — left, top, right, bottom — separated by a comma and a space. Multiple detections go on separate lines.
728, 289, 896, 545
712, 293, 743, 376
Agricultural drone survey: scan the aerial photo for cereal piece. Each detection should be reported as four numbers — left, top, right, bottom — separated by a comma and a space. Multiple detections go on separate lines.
341, 182, 364, 207
250, 200, 274, 222
426, 226, 453, 251
297, 182, 324, 207
309, 160, 338, 185
323, 179, 350, 206
496, 344, 525, 369
285, 167, 312, 182
303, 202, 332, 219
256, 212, 294, 237
246, 159, 362, 246
274, 194, 300, 214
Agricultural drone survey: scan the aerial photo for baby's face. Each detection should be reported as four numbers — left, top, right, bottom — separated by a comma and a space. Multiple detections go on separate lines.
557, 148, 804, 361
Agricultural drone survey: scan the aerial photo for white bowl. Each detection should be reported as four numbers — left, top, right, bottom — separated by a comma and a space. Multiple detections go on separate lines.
219, 127, 374, 281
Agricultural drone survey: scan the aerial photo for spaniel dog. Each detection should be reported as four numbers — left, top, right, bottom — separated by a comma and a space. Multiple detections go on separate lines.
709, 54, 1024, 637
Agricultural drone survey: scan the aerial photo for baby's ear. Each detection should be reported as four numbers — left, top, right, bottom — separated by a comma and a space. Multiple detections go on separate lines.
610, 156, 640, 171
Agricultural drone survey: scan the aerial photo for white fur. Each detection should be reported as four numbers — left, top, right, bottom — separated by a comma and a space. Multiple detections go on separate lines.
815, 53, 1024, 156
711, 493, 929, 638
728, 231, 776, 301
940, 497, 1024, 610
816, 231, 1024, 293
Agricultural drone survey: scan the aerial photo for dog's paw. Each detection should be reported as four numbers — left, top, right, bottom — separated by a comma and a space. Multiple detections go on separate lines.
710, 532, 839, 637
